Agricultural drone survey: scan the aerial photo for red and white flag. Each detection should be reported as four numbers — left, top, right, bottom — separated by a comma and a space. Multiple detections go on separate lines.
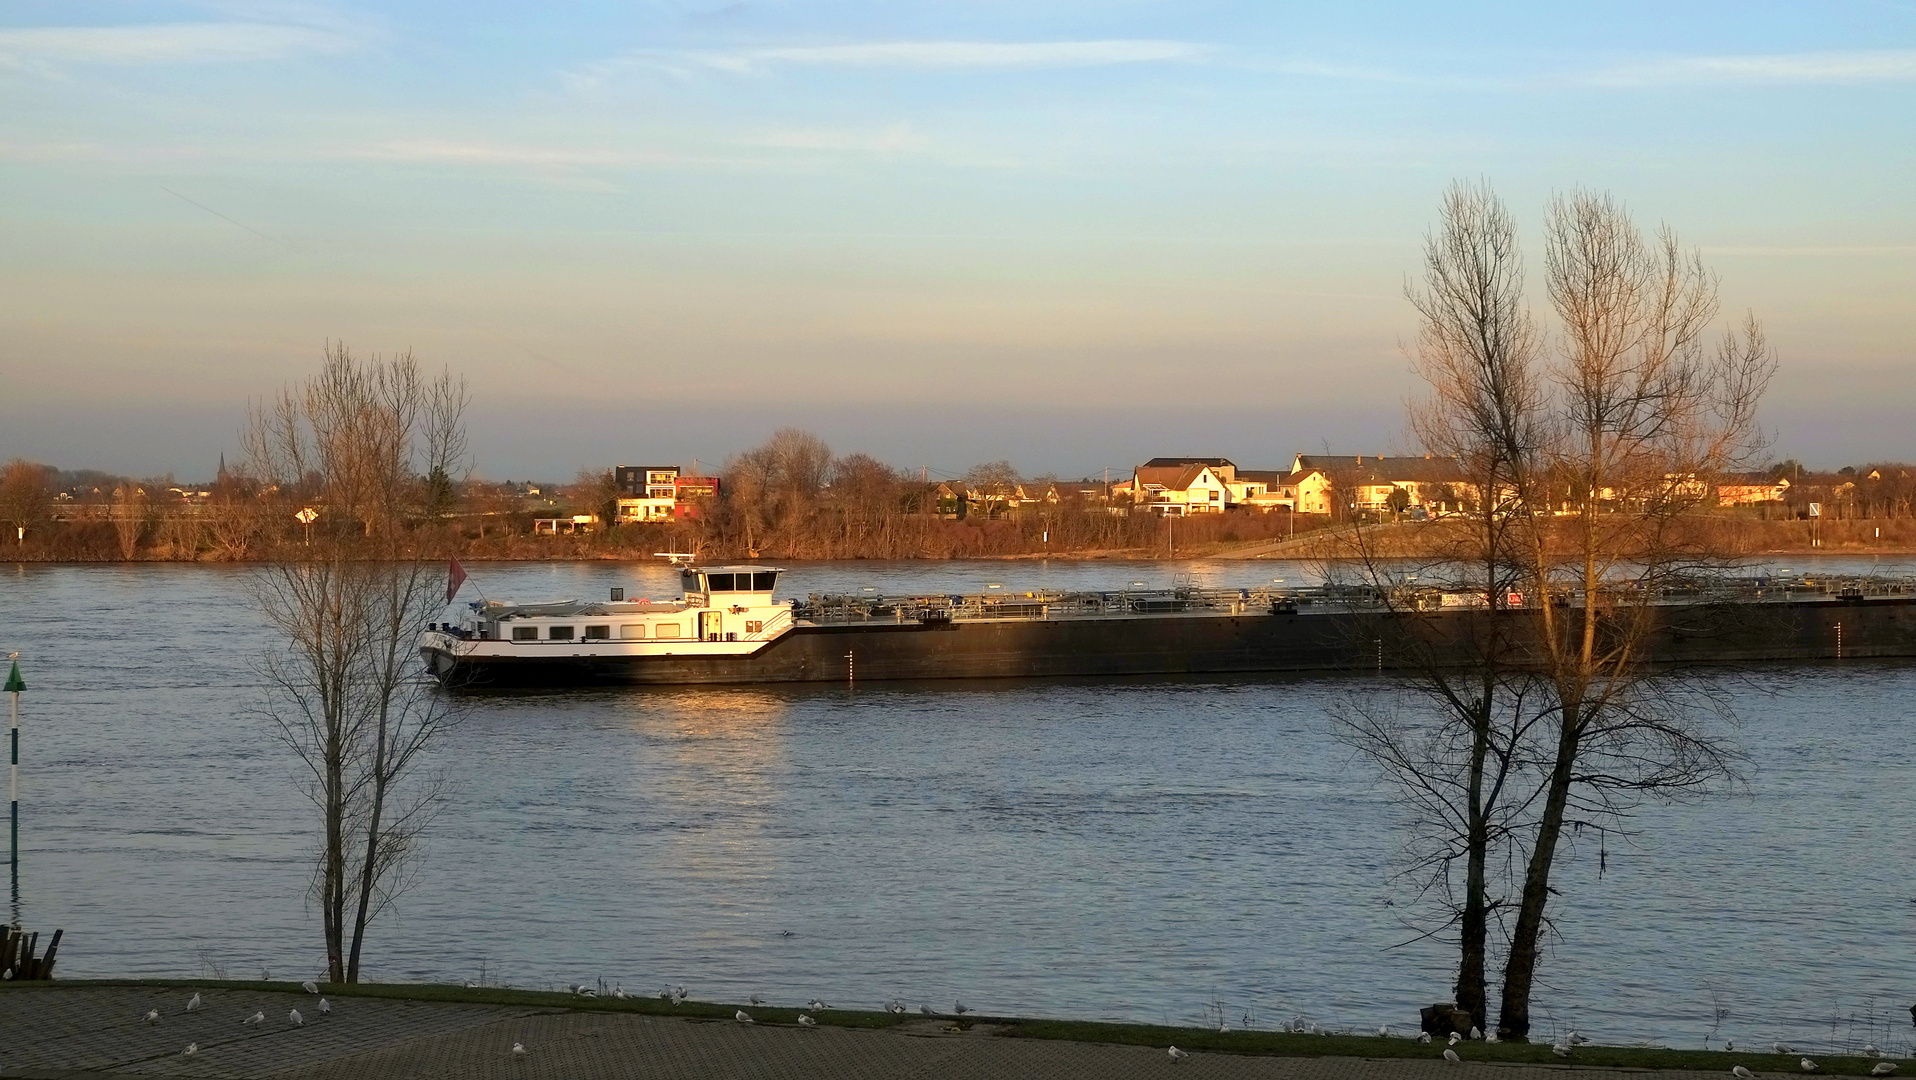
446, 558, 468, 602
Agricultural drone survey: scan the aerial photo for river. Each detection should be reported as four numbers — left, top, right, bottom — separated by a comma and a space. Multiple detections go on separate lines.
1, 558, 1912, 1051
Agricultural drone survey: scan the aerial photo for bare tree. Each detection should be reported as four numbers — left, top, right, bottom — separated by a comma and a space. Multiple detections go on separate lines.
245, 347, 468, 982
0, 459, 54, 543
1490, 190, 1771, 1039
245, 341, 467, 540
1333, 180, 1548, 1033
1348, 184, 1772, 1041
112, 482, 148, 560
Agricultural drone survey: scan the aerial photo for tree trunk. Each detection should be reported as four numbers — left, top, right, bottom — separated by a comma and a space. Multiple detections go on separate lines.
1496, 699, 1580, 1041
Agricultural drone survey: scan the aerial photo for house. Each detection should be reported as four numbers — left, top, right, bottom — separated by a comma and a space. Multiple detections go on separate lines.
1233, 468, 1332, 514
1133, 460, 1234, 515
1718, 474, 1790, 506
672, 473, 721, 519
1293, 454, 1470, 516
614, 464, 680, 523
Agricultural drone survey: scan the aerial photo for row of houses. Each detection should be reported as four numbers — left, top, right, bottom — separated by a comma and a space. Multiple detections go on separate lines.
611, 465, 722, 523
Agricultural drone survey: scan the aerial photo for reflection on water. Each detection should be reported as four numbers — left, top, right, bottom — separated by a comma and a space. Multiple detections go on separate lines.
1, 561, 1914, 1050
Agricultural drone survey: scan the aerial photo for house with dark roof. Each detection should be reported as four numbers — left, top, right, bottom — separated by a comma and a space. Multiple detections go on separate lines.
1293, 454, 1471, 516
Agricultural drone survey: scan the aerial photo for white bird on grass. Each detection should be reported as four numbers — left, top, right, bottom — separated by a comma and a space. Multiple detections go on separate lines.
183, 1043, 198, 1057
953, 1000, 968, 1016
1470, 1026, 1482, 1040
1777, 1044, 1796, 1055
750, 994, 766, 1006
1870, 1065, 1897, 1077
302, 980, 318, 994
808, 999, 829, 1011
143, 1009, 161, 1024
658, 987, 673, 1001
735, 1010, 754, 1024
1169, 1046, 1189, 1062
289, 1009, 303, 1026
1802, 1058, 1818, 1072
1865, 1047, 1883, 1058
261, 968, 271, 981
920, 1004, 935, 1016
317, 998, 330, 1015
1444, 1048, 1462, 1063
798, 1014, 816, 1027
1378, 1026, 1392, 1038
1553, 1044, 1570, 1058
1569, 1031, 1589, 1046
674, 985, 688, 1000
613, 983, 626, 1000
1487, 1032, 1500, 1044
887, 1001, 906, 1014
242, 1011, 265, 1026
1733, 1066, 1757, 1079
511, 1042, 527, 1056
185, 993, 203, 1012
1449, 1031, 1463, 1046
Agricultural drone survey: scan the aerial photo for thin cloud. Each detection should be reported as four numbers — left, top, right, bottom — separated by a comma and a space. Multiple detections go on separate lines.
1588, 49, 1916, 86
0, 21, 361, 66
569, 38, 1207, 87
348, 138, 743, 170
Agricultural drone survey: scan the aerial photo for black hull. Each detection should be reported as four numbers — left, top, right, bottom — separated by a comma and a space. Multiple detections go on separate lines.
427, 597, 1916, 689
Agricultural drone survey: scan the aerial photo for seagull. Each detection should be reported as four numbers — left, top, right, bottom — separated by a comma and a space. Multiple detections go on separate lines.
1802, 1058, 1818, 1072
183, 1043, 198, 1057
1865, 1046, 1883, 1058
735, 1010, 754, 1024
1450, 1031, 1463, 1046
674, 985, 688, 1001
779, 930, 795, 938
1470, 1026, 1482, 1040
186, 993, 203, 1012
921, 1004, 935, 1016
261, 968, 271, 981
1444, 1049, 1462, 1063
613, 984, 627, 1000
749, 994, 766, 1006
1730, 1042, 1738, 1052
302, 980, 318, 994
1554, 1044, 1570, 1058
798, 1014, 816, 1027
318, 998, 330, 1015
1378, 1026, 1392, 1038
658, 987, 673, 1000
143, 1009, 161, 1024
1777, 1044, 1796, 1055
289, 1009, 303, 1026
1870, 1065, 1896, 1077
1734, 1066, 1757, 1079
243, 1011, 266, 1026
1418, 1032, 1433, 1044
511, 1042, 527, 1056
808, 999, 829, 1011
888, 1001, 906, 1014
1487, 1032, 1500, 1044
953, 1001, 968, 1016
1169, 1045, 1189, 1062
1569, 1031, 1589, 1045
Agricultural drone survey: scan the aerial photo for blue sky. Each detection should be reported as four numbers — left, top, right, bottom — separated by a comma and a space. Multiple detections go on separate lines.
2, 1, 1912, 480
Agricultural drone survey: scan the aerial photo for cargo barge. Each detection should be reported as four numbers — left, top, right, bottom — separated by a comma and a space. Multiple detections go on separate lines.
419, 559, 1916, 688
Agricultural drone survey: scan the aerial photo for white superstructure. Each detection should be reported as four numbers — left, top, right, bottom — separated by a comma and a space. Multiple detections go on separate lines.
421, 565, 797, 669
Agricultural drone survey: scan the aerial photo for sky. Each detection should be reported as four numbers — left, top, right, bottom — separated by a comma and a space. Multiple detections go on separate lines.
1, 1, 1912, 482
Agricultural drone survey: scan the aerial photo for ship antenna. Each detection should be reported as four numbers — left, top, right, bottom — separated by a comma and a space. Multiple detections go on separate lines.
653, 552, 698, 567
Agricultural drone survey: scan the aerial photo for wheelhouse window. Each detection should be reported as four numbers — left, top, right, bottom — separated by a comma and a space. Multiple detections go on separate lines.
706, 572, 736, 591
585, 625, 610, 640
512, 626, 537, 641
549, 626, 574, 640
752, 571, 777, 591
680, 570, 704, 592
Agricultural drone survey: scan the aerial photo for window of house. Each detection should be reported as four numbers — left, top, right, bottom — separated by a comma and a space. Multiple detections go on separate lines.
512, 626, 537, 641
655, 623, 682, 639
549, 626, 574, 640
585, 625, 610, 640
619, 624, 645, 639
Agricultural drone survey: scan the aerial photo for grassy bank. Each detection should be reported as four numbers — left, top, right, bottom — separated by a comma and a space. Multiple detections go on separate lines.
15, 979, 1906, 1074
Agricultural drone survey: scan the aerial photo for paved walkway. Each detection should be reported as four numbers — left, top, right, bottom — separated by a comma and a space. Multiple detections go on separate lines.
4, 986, 1726, 1080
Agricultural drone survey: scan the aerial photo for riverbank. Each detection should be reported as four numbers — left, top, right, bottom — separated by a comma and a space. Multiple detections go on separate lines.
5, 981, 1905, 1079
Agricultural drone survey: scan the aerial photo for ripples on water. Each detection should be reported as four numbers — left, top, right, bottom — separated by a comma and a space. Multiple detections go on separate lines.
2, 559, 1912, 1050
